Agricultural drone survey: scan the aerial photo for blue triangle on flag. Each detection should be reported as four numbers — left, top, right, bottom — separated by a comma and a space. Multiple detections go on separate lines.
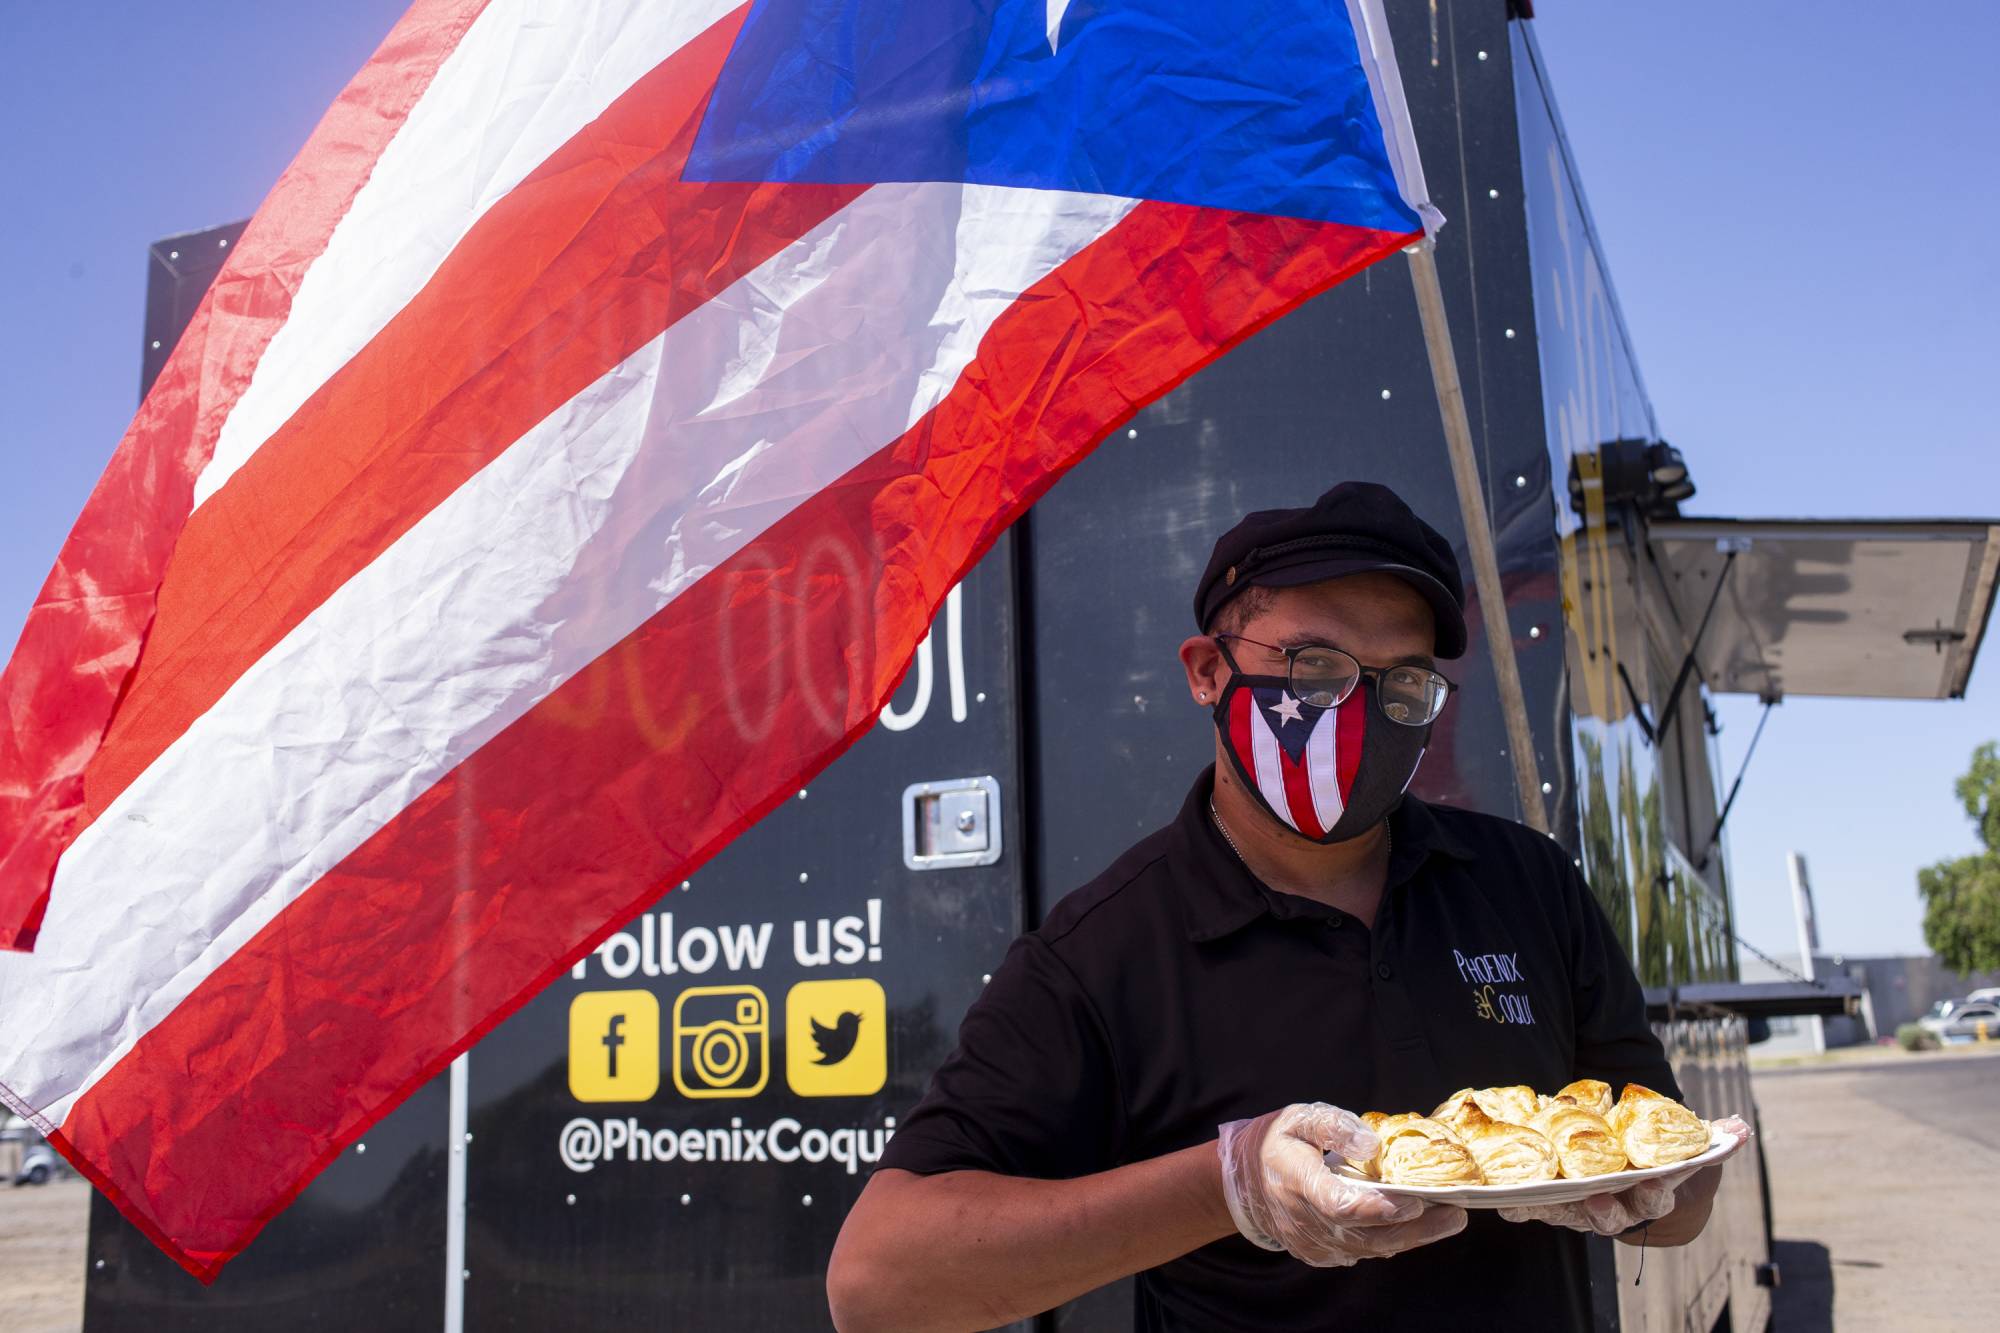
1250, 686, 1327, 765
685, 0, 1421, 234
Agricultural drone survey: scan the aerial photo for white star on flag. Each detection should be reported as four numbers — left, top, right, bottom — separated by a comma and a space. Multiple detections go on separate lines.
1267, 692, 1305, 726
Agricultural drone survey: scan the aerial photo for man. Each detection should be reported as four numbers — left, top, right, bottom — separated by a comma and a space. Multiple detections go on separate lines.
827, 482, 1749, 1331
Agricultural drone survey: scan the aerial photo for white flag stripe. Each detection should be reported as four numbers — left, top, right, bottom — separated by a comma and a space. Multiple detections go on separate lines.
1344, 0, 1441, 235
1247, 700, 1296, 833
191, 0, 740, 510
0, 182, 1136, 1124
1305, 708, 1343, 831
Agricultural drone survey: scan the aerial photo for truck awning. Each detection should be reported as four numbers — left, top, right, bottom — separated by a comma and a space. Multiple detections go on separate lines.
1648, 518, 2000, 701
1644, 978, 1863, 1022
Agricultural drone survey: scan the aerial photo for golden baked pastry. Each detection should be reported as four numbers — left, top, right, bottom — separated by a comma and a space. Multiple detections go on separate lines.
1356, 1081, 1712, 1188
1529, 1102, 1628, 1178
1430, 1087, 1478, 1127
1608, 1084, 1709, 1168
1347, 1111, 1391, 1178
1551, 1078, 1614, 1118
1377, 1112, 1464, 1146
1472, 1084, 1541, 1126
1434, 1084, 1541, 1131
1454, 1104, 1558, 1184
1373, 1114, 1481, 1186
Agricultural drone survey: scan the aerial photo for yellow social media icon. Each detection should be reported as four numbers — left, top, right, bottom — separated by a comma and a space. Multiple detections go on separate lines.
568, 990, 660, 1102
672, 985, 770, 1099
786, 978, 887, 1097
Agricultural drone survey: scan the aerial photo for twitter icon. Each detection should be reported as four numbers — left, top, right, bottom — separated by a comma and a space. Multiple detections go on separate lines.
811, 1010, 864, 1066
786, 978, 887, 1097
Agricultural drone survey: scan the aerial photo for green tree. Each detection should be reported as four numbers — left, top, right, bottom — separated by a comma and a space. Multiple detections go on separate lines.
1918, 741, 2000, 973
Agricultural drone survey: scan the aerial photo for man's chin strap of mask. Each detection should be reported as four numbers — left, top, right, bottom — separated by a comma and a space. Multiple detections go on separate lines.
1209, 645, 1430, 845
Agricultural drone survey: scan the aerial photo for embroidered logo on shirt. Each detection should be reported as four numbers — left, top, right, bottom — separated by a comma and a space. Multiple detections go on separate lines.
1454, 949, 1536, 1026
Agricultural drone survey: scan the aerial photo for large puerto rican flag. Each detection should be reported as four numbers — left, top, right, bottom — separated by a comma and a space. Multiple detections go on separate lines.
0, 0, 1435, 1278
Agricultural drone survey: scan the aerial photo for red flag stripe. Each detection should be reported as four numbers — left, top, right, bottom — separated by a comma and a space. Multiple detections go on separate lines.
55, 203, 1417, 1279
0, 0, 494, 950
1227, 689, 1259, 810
1238, 694, 1292, 828
186, 0, 746, 510
1273, 717, 1328, 840
82, 7, 863, 834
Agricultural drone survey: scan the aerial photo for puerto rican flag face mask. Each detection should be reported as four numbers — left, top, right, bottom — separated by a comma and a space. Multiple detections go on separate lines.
1210, 645, 1430, 845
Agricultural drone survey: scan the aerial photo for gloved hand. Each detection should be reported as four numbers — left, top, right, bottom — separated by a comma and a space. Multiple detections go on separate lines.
1496, 1114, 1752, 1235
1217, 1102, 1468, 1267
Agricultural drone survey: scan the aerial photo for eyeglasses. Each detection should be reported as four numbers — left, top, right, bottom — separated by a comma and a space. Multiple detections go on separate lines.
1214, 634, 1457, 726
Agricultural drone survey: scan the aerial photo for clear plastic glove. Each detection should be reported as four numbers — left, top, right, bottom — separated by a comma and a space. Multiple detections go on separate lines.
1497, 1114, 1752, 1235
1218, 1102, 1469, 1267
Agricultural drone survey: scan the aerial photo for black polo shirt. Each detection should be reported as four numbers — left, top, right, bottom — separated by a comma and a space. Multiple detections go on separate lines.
879, 766, 1678, 1331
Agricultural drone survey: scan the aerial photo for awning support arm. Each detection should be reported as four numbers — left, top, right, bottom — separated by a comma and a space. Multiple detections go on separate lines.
1654, 548, 1738, 741
1697, 697, 1774, 870
1616, 661, 1656, 745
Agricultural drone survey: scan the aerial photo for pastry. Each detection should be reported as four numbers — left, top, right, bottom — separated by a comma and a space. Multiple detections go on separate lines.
1433, 1084, 1540, 1130
1356, 1081, 1713, 1188
1454, 1104, 1558, 1184
1376, 1112, 1464, 1148
1430, 1087, 1478, 1128
1550, 1078, 1614, 1118
1529, 1101, 1628, 1178
1373, 1114, 1482, 1186
1471, 1084, 1542, 1126
1347, 1111, 1391, 1178
1608, 1084, 1710, 1168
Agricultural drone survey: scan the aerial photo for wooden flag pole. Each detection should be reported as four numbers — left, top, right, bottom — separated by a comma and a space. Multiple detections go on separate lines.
1406, 240, 1551, 834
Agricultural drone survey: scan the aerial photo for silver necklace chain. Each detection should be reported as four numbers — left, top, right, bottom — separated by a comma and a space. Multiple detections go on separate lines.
1209, 796, 1247, 860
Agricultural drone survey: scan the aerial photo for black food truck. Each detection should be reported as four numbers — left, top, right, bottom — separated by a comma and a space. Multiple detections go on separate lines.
81, 3, 1998, 1331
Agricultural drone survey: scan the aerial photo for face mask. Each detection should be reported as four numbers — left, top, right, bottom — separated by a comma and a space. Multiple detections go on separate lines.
1210, 647, 1430, 844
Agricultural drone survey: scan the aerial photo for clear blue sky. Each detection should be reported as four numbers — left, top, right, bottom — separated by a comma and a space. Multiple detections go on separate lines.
1528, 3, 2000, 962
0, 3, 1994, 961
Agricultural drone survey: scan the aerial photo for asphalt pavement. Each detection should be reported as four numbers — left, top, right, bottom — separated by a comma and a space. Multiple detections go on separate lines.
1753, 1047, 1999, 1332
1826, 1051, 2000, 1151
0, 1173, 89, 1332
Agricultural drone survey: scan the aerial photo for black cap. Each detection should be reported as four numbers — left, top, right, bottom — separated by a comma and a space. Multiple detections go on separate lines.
1194, 481, 1468, 658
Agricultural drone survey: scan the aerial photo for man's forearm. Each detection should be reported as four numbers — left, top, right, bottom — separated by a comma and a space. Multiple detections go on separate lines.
1614, 1163, 1721, 1248
827, 1142, 1237, 1333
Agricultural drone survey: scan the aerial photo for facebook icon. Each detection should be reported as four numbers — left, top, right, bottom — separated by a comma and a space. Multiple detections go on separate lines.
602, 1012, 627, 1079
569, 991, 660, 1101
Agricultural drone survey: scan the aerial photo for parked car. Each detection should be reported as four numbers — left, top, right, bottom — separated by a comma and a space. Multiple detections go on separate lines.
13, 1139, 70, 1186
4, 1115, 75, 1187
1963, 987, 2000, 1007
1918, 1001, 2000, 1043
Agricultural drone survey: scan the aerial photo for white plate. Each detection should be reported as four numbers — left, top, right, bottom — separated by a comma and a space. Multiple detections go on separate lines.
1324, 1124, 1736, 1209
